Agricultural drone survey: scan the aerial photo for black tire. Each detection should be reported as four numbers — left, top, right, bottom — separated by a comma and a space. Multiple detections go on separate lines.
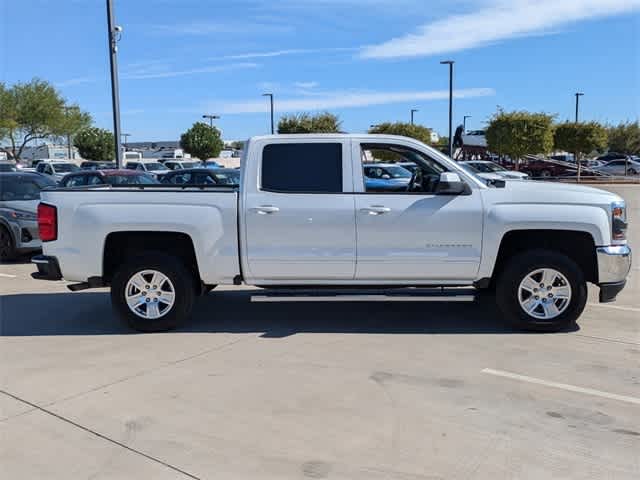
628, 168, 637, 175
496, 249, 587, 332
0, 225, 16, 262
111, 253, 196, 332
539, 169, 552, 178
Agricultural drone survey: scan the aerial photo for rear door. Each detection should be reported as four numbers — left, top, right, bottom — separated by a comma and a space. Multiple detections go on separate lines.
242, 139, 356, 281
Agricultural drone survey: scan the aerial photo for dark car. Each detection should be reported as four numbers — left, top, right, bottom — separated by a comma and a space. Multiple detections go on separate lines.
0, 161, 17, 172
596, 152, 627, 163
161, 168, 240, 186
59, 169, 159, 188
0, 172, 57, 260
80, 161, 117, 170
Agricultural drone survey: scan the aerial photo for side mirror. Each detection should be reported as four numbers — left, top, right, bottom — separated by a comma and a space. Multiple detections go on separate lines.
436, 172, 471, 195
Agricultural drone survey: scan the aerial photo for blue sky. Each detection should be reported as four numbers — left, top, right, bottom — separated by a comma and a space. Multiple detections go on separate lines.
2, 0, 639, 141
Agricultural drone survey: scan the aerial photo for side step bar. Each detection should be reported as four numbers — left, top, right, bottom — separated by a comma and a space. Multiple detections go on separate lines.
251, 288, 477, 303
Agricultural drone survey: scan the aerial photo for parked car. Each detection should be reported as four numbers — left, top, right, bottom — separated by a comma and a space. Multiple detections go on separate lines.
35, 161, 80, 182
125, 160, 170, 179
520, 159, 576, 178
0, 161, 17, 172
363, 163, 412, 191
593, 158, 640, 176
462, 130, 487, 147
163, 160, 203, 171
161, 168, 240, 186
59, 170, 159, 188
80, 161, 117, 170
202, 160, 222, 169
596, 152, 627, 163
397, 161, 418, 173
33, 134, 631, 334
0, 172, 56, 260
461, 161, 529, 180
459, 163, 505, 184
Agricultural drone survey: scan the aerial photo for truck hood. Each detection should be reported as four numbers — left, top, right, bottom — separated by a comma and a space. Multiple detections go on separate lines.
483, 179, 622, 206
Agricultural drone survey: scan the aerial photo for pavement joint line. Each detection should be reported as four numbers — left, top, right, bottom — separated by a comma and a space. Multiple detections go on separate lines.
0, 273, 17, 278
573, 333, 639, 347
482, 368, 640, 406
588, 303, 640, 313
0, 388, 202, 480
0, 336, 248, 425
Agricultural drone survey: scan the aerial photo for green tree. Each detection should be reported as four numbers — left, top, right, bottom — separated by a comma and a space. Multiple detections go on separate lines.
606, 121, 640, 155
485, 110, 555, 169
554, 121, 608, 178
0, 78, 91, 160
368, 122, 432, 144
277, 112, 342, 134
180, 122, 224, 159
73, 127, 115, 160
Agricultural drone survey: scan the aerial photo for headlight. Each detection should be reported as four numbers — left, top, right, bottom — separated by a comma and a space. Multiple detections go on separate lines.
10, 209, 37, 221
611, 201, 627, 243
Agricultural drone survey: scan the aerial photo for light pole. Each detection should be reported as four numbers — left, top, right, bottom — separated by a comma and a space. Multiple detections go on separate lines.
121, 133, 131, 150
106, 0, 123, 167
574, 92, 584, 123
440, 60, 455, 158
262, 93, 274, 134
410, 109, 418, 125
202, 114, 220, 128
62, 106, 77, 159
463, 115, 472, 132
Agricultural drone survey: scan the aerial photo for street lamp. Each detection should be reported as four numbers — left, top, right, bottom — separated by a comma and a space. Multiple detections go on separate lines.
121, 133, 131, 149
463, 115, 472, 132
410, 109, 419, 125
440, 60, 455, 158
62, 106, 78, 160
574, 92, 584, 123
106, 0, 123, 167
202, 114, 220, 128
262, 93, 274, 134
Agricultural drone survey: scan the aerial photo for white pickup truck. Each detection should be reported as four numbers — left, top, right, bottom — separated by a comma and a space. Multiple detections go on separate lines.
32, 134, 631, 332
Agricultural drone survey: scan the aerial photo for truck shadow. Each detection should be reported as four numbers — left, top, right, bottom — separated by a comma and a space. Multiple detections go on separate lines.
0, 289, 579, 337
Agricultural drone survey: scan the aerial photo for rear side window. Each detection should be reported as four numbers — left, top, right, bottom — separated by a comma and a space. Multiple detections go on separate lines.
0, 178, 43, 200
261, 143, 342, 193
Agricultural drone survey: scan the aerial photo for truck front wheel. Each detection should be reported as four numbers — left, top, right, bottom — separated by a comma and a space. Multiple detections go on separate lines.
111, 253, 195, 332
496, 249, 587, 332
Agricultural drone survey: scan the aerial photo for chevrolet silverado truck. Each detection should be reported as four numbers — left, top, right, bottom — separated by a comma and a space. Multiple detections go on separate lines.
32, 134, 632, 332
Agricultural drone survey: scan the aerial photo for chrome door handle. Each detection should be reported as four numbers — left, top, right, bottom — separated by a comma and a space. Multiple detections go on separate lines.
253, 205, 280, 215
361, 206, 391, 215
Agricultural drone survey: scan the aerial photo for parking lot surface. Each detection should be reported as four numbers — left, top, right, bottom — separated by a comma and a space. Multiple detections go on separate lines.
1, 185, 639, 479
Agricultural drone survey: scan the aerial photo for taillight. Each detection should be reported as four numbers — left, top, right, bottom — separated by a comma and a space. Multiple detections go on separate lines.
37, 203, 57, 242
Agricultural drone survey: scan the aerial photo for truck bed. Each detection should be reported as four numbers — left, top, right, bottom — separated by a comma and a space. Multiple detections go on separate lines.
40, 185, 240, 284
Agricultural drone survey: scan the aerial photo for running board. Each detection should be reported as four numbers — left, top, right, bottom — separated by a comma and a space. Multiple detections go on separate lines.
251, 288, 477, 303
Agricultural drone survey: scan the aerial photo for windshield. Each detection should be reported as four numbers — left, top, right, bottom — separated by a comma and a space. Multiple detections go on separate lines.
107, 174, 158, 185
382, 165, 412, 178
52, 163, 80, 173
470, 162, 506, 173
145, 162, 168, 171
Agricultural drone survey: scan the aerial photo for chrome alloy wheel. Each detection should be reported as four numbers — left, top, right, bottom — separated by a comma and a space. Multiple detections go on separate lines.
125, 270, 176, 320
518, 268, 572, 320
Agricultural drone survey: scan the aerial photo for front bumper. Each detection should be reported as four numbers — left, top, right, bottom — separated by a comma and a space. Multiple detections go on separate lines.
596, 245, 632, 303
31, 255, 63, 281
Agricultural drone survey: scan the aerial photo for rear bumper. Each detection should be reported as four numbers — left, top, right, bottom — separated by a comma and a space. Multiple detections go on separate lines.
596, 245, 632, 303
31, 255, 62, 281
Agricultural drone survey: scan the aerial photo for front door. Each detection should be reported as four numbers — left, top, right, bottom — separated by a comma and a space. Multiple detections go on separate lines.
243, 140, 356, 281
353, 141, 483, 282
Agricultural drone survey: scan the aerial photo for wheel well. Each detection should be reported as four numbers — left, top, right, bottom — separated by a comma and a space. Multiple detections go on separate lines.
103, 232, 200, 286
492, 230, 598, 284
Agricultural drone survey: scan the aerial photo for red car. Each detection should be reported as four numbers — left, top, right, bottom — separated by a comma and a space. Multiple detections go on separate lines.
519, 159, 577, 178
59, 169, 159, 187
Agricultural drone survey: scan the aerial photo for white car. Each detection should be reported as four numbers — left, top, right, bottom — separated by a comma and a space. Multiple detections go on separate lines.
461, 161, 529, 180
163, 160, 203, 171
125, 160, 170, 179
33, 134, 631, 334
34, 161, 80, 182
593, 158, 640, 176
462, 130, 487, 148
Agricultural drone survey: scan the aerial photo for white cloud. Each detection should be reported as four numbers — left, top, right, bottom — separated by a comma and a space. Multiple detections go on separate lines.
294, 81, 319, 89
55, 76, 95, 87
361, 0, 640, 59
121, 63, 259, 80
215, 87, 495, 114
151, 21, 290, 36
215, 47, 356, 61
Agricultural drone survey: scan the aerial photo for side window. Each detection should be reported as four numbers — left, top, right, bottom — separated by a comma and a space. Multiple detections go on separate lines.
66, 175, 88, 187
36, 163, 45, 173
168, 172, 193, 184
45, 165, 54, 175
261, 143, 342, 193
360, 144, 446, 194
88, 175, 104, 185
126, 163, 137, 170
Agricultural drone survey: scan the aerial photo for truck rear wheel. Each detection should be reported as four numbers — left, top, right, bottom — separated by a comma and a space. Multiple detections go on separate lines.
496, 249, 587, 332
111, 253, 195, 332
0, 225, 16, 262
